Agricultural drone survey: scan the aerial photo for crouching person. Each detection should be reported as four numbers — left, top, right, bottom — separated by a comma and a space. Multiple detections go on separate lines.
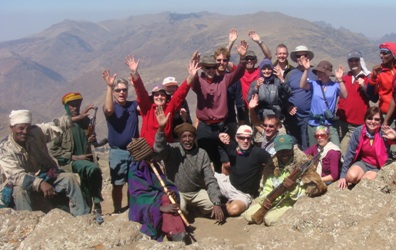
127, 137, 187, 242
153, 106, 224, 224
244, 134, 326, 226
217, 125, 272, 217
0, 110, 89, 216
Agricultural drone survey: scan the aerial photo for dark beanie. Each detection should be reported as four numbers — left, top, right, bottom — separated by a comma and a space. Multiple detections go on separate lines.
127, 138, 153, 161
174, 123, 196, 139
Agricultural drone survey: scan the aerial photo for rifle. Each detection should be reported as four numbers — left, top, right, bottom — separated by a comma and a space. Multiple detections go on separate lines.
87, 107, 108, 164
251, 151, 322, 225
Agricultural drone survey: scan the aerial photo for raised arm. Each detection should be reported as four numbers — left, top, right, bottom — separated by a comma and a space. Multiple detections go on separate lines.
125, 54, 140, 81
335, 65, 348, 99
102, 69, 117, 116
300, 57, 311, 90
248, 94, 264, 134
226, 28, 238, 52
248, 30, 272, 59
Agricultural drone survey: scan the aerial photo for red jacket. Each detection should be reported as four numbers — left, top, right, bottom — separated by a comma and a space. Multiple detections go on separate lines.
369, 64, 396, 114
133, 76, 191, 147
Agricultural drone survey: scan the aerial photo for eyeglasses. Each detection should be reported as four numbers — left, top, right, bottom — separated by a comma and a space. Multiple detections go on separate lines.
262, 124, 275, 128
246, 56, 257, 61
348, 58, 360, 63
380, 50, 391, 55
296, 54, 307, 58
216, 59, 228, 63
314, 134, 327, 139
237, 136, 252, 141
114, 88, 127, 93
366, 117, 381, 122
204, 66, 217, 70
153, 92, 167, 97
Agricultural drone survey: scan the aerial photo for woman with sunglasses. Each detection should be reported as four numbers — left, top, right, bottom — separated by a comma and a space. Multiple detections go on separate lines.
369, 42, 396, 125
125, 54, 199, 147
338, 107, 391, 189
305, 126, 341, 185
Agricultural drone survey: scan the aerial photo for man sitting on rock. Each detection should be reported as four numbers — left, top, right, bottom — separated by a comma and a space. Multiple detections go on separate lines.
153, 106, 224, 224
49, 92, 104, 223
217, 125, 272, 217
244, 134, 326, 226
0, 109, 89, 216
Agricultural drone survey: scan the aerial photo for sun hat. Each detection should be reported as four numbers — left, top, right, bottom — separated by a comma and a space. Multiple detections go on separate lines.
290, 45, 314, 62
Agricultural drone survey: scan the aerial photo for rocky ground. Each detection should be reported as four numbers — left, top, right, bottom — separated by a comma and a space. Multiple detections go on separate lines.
2, 153, 396, 249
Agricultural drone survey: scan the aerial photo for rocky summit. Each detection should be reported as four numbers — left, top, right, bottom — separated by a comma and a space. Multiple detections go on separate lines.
2, 160, 396, 249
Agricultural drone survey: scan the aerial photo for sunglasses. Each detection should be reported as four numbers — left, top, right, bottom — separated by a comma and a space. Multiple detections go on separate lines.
204, 66, 217, 70
380, 50, 391, 55
216, 59, 228, 63
262, 124, 275, 128
348, 58, 360, 63
114, 88, 127, 93
296, 54, 307, 58
314, 134, 327, 139
246, 56, 257, 61
367, 117, 381, 122
237, 136, 252, 141
153, 92, 167, 97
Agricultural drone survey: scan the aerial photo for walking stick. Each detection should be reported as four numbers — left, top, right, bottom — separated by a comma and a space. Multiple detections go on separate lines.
149, 162, 190, 227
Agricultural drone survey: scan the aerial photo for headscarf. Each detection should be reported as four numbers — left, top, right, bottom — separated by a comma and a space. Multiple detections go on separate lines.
9, 110, 32, 126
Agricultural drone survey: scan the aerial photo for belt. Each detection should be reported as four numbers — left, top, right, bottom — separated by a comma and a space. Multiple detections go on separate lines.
202, 119, 225, 125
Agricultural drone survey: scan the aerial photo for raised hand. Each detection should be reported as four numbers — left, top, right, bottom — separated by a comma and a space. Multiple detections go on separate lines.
102, 69, 117, 87
236, 40, 248, 57
249, 94, 259, 109
155, 105, 170, 129
301, 57, 311, 70
229, 28, 238, 43
190, 50, 201, 65
248, 30, 260, 43
335, 65, 344, 80
124, 54, 140, 75
187, 59, 200, 84
382, 125, 396, 140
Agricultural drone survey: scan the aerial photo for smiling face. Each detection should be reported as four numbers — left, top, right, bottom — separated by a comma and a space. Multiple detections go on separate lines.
216, 53, 229, 74
347, 58, 361, 72
262, 117, 279, 139
261, 66, 273, 78
276, 47, 288, 64
276, 149, 293, 165
179, 131, 195, 151
365, 112, 381, 134
236, 134, 252, 151
152, 91, 167, 106
11, 123, 30, 145
380, 49, 394, 65
202, 65, 217, 79
113, 82, 128, 105
246, 56, 257, 70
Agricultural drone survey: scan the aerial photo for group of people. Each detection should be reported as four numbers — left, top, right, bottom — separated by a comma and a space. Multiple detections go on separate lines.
1, 28, 396, 243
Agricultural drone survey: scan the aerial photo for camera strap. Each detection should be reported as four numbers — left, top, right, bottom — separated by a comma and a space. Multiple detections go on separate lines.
320, 83, 331, 110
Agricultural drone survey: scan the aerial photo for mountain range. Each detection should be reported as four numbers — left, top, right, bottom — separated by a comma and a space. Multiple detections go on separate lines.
0, 11, 388, 139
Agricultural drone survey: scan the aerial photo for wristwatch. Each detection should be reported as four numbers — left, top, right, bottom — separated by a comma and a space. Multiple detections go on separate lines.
213, 201, 221, 206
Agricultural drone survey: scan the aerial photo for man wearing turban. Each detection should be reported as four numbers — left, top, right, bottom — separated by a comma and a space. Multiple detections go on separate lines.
49, 92, 104, 223
0, 109, 89, 216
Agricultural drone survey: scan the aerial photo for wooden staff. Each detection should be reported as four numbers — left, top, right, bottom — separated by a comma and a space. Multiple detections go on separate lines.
149, 162, 190, 227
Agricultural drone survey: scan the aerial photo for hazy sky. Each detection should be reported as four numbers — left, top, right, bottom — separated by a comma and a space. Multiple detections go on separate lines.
1, 0, 395, 42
